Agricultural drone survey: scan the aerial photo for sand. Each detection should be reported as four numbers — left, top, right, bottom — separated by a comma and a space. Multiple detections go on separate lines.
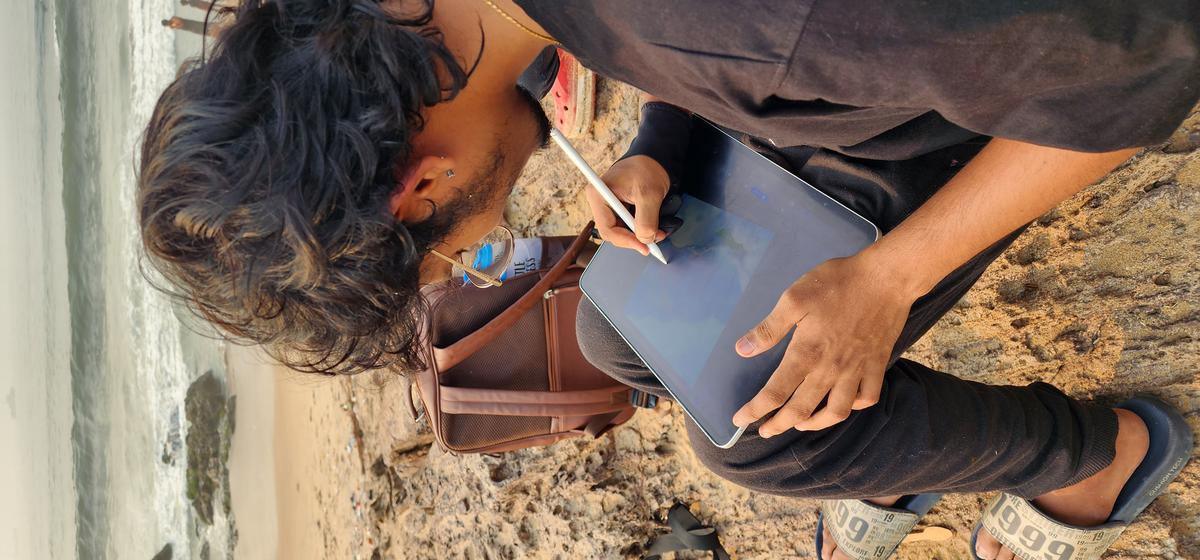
253, 80, 1199, 560
226, 346, 279, 559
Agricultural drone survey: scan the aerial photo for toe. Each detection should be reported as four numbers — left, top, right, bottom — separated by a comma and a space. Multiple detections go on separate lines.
831, 547, 853, 560
996, 546, 1015, 560
821, 526, 835, 559
975, 527, 1002, 559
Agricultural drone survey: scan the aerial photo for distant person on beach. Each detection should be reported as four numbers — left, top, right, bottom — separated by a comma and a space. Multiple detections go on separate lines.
161, 17, 211, 37
136, 2, 1199, 559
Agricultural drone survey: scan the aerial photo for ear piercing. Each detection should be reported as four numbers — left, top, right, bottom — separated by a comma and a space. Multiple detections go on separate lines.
446, 169, 456, 178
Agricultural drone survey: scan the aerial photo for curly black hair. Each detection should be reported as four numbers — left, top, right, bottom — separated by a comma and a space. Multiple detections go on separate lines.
138, 0, 471, 374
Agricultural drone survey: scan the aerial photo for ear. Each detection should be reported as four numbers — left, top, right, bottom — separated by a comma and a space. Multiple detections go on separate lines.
389, 154, 457, 223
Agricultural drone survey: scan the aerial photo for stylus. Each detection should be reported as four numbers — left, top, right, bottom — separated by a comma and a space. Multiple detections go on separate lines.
550, 128, 670, 265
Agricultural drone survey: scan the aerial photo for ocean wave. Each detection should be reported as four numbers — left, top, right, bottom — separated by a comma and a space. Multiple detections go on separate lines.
59, 0, 233, 557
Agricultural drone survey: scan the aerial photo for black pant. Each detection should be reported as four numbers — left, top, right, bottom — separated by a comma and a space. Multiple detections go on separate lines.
575, 138, 1118, 500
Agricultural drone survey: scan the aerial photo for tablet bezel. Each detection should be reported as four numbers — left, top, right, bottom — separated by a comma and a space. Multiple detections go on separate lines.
579, 120, 880, 448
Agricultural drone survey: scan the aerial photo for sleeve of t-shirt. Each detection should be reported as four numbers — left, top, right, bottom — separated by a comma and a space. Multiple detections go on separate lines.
619, 102, 694, 190
779, 0, 1200, 152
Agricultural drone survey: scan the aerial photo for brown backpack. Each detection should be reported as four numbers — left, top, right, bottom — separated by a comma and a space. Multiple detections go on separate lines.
411, 223, 646, 454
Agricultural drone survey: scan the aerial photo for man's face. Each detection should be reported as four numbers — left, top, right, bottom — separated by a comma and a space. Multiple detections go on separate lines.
414, 84, 551, 284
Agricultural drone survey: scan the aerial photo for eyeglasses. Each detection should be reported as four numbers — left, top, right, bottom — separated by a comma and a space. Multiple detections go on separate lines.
429, 225, 515, 288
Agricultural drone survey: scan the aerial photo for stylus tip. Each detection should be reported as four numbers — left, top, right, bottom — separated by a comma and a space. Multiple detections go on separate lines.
648, 243, 669, 265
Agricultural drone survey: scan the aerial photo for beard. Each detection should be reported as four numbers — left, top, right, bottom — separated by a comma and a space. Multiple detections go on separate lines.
516, 83, 553, 149
413, 85, 550, 251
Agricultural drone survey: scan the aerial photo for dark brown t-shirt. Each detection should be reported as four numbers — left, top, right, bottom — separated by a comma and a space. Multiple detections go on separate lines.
517, 0, 1200, 159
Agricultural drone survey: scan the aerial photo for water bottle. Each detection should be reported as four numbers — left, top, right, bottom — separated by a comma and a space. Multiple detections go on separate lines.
462, 237, 543, 284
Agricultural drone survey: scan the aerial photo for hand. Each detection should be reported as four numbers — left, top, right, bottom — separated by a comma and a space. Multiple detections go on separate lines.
587, 155, 670, 256
731, 254, 917, 436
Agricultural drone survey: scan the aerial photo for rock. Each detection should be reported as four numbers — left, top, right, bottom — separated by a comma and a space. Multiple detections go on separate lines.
1153, 271, 1172, 286
614, 428, 643, 454
1068, 227, 1092, 242
1024, 333, 1056, 363
1144, 179, 1175, 193
163, 408, 182, 466
1010, 317, 1030, 329
185, 371, 231, 525
1010, 234, 1052, 265
601, 493, 626, 513
1163, 129, 1200, 153
997, 278, 1030, 303
998, 268, 1058, 303
1037, 208, 1063, 226
151, 543, 173, 560
1055, 322, 1096, 355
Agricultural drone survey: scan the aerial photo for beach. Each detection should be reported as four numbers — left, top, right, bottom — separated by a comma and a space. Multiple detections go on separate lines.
228, 344, 416, 560
5, 0, 1190, 557
238, 78, 1200, 559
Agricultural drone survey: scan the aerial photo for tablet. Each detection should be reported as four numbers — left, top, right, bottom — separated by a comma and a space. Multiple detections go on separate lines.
579, 119, 879, 448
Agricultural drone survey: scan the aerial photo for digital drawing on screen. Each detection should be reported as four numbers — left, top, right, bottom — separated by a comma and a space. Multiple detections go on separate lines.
624, 196, 774, 384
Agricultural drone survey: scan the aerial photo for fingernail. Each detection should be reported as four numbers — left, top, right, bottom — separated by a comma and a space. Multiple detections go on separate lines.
640, 248, 649, 256
759, 429, 773, 439
735, 337, 756, 356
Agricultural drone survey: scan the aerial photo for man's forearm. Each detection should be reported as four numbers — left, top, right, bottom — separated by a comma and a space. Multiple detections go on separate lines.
860, 138, 1139, 297
618, 95, 692, 189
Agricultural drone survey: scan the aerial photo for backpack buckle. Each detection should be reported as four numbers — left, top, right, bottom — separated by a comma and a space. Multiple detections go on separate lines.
629, 389, 658, 409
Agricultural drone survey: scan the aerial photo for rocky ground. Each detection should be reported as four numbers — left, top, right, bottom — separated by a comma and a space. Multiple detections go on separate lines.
333, 81, 1198, 559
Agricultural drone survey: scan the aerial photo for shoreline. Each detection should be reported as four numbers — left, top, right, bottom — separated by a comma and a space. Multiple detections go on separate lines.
226, 342, 377, 559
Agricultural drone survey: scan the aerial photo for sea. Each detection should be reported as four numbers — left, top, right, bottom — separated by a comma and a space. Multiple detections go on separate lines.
1, 1, 233, 558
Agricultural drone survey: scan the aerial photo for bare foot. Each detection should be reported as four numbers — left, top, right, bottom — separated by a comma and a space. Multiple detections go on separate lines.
974, 408, 1149, 560
821, 494, 904, 560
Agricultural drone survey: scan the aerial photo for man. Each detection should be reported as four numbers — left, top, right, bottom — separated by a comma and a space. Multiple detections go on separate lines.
136, 1, 1197, 558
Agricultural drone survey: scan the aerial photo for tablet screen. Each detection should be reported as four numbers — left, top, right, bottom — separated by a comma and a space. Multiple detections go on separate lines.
624, 196, 774, 386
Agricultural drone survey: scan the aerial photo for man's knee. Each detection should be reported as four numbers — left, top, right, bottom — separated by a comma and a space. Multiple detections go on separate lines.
575, 299, 675, 397
575, 298, 619, 372
685, 422, 826, 496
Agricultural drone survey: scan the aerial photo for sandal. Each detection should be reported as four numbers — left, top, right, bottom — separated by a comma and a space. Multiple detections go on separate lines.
816, 493, 942, 559
550, 49, 595, 138
971, 395, 1193, 560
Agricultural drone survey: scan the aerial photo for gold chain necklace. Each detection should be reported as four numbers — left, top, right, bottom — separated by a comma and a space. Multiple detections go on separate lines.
478, 0, 556, 43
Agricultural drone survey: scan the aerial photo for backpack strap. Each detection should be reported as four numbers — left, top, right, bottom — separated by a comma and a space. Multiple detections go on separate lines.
433, 222, 594, 372
438, 385, 631, 416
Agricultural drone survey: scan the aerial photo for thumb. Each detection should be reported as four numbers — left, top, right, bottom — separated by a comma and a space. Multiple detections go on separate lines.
736, 296, 798, 357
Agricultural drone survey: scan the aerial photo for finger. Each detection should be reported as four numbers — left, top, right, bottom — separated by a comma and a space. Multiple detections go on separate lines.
758, 355, 836, 436
732, 342, 813, 428
852, 361, 885, 410
759, 376, 833, 437
603, 227, 650, 255
585, 187, 649, 255
631, 184, 664, 244
736, 289, 803, 358
795, 376, 858, 432
773, 368, 834, 429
